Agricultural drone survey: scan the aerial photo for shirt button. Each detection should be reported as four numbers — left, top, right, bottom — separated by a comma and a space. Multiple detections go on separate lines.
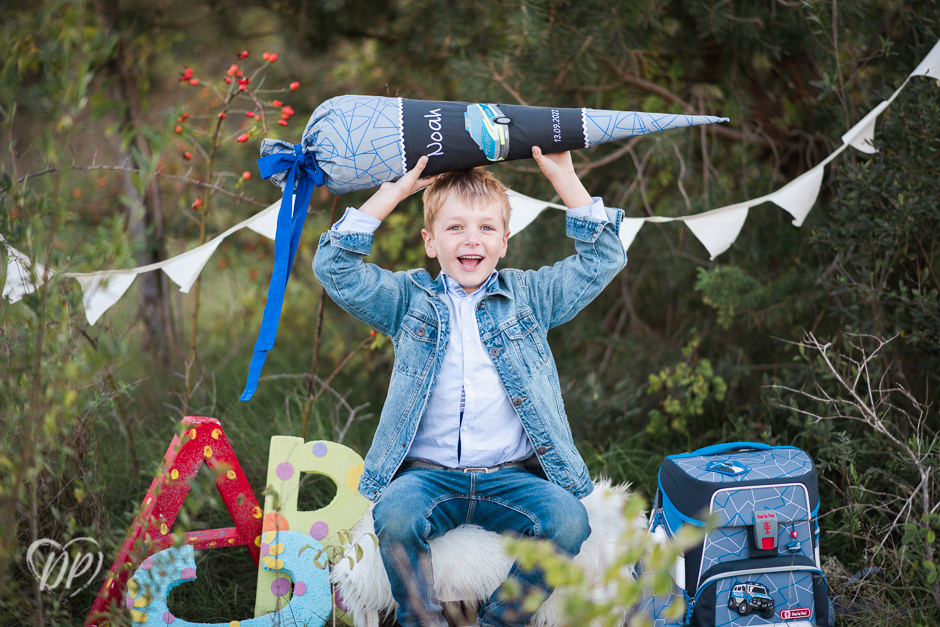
537, 446, 549, 455
465, 379, 471, 385
511, 397, 523, 407
464, 335, 470, 341
461, 426, 469, 432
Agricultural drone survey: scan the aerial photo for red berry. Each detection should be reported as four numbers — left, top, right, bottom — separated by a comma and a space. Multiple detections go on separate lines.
192, 198, 203, 210
189, 78, 199, 86
183, 151, 192, 160
268, 52, 278, 63
278, 119, 288, 126
238, 50, 250, 60
227, 64, 239, 76
237, 133, 250, 142
289, 82, 300, 90
370, 330, 377, 338
225, 77, 232, 84
175, 125, 183, 134
281, 105, 295, 116
246, 111, 255, 118
236, 70, 243, 77
218, 112, 226, 119
262, 52, 271, 61
242, 171, 252, 180
272, 100, 283, 107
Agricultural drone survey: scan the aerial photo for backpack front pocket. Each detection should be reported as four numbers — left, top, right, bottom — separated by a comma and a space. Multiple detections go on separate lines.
689, 556, 829, 627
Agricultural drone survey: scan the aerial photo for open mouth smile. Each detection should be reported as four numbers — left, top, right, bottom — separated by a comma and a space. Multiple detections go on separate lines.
457, 255, 484, 271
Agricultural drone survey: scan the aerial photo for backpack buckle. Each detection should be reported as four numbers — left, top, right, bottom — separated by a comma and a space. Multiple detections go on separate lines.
753, 510, 778, 550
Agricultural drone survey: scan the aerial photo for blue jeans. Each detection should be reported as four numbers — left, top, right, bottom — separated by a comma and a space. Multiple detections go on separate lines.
372, 467, 591, 627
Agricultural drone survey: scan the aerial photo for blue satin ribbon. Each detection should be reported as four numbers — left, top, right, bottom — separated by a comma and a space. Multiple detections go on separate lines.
240, 144, 324, 401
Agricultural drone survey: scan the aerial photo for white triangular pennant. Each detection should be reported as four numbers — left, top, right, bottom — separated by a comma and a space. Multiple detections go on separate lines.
841, 100, 891, 154
683, 206, 749, 260
162, 240, 221, 293
2, 244, 50, 303
765, 165, 824, 227
507, 191, 551, 237
619, 217, 645, 252
75, 273, 137, 325
246, 198, 287, 240
912, 39, 940, 78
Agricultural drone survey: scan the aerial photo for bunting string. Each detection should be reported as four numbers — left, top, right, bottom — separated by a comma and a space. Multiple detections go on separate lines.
2, 38, 938, 327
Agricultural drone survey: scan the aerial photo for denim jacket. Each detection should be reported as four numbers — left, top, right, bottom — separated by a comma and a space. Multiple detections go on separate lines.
313, 206, 626, 501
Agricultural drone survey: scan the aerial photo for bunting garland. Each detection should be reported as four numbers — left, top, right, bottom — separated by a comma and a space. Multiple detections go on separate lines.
2, 38, 938, 326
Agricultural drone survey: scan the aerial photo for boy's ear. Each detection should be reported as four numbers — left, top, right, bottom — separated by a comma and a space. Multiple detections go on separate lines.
499, 230, 510, 258
421, 228, 438, 258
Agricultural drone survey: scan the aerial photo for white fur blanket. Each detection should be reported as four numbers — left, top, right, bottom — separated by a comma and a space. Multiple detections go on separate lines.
331, 478, 643, 627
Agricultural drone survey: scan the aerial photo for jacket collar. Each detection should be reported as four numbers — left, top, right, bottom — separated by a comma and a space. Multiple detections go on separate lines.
409, 268, 513, 300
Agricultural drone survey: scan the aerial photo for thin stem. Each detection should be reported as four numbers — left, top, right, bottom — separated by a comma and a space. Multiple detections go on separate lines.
185, 86, 238, 411
302, 195, 340, 439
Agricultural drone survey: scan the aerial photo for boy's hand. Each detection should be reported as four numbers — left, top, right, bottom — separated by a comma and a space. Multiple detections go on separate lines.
359, 155, 437, 222
532, 146, 593, 209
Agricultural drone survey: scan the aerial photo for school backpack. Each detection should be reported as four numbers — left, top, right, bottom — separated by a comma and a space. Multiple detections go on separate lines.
635, 442, 834, 627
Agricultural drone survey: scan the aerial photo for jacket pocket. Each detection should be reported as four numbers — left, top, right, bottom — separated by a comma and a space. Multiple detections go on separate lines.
393, 313, 438, 376
502, 312, 548, 375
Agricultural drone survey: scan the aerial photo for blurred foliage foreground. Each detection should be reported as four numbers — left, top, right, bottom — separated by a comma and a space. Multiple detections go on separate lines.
1, 1, 939, 625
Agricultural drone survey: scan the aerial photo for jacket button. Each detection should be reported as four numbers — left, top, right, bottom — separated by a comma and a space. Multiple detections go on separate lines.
511, 397, 523, 407
477, 301, 484, 310
489, 347, 501, 357
416, 325, 426, 337
536, 446, 549, 455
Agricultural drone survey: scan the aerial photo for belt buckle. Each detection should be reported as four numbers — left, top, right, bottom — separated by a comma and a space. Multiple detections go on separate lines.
462, 466, 492, 473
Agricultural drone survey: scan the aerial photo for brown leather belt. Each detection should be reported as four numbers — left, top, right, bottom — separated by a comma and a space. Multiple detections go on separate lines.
402, 458, 529, 473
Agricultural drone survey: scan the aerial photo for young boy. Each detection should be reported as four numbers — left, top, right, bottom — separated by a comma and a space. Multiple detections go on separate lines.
313, 147, 626, 627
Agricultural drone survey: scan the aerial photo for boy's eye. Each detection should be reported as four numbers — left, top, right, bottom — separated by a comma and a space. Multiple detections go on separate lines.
482, 225, 495, 231
447, 225, 462, 231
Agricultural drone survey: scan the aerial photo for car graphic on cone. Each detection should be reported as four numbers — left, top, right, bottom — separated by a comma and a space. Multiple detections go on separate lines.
464, 103, 511, 161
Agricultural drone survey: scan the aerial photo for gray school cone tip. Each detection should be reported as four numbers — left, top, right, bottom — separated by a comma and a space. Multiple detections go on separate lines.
258, 95, 729, 195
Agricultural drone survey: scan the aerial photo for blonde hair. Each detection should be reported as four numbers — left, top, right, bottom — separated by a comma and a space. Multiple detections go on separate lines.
422, 168, 511, 231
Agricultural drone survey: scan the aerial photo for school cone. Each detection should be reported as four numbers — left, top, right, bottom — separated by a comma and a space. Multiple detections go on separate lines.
259, 95, 729, 194
239, 96, 728, 401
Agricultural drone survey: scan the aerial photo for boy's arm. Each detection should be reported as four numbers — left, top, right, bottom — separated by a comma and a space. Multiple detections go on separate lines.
358, 155, 436, 221
530, 147, 593, 209
313, 157, 437, 335
522, 148, 626, 329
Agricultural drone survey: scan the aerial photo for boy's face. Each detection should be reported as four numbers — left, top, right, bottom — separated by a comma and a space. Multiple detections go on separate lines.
421, 192, 509, 294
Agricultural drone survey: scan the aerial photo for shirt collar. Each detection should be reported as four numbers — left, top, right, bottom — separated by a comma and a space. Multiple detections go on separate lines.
441, 271, 498, 299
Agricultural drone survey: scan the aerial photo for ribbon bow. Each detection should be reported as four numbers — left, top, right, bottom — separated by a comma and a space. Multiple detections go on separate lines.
240, 144, 324, 401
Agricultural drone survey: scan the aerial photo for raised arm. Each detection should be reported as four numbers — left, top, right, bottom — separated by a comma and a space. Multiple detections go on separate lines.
531, 147, 593, 209
358, 155, 437, 221
313, 157, 437, 335
523, 147, 626, 329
